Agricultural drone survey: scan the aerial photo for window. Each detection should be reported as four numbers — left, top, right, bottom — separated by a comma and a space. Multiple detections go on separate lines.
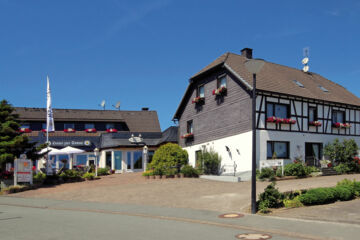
64, 123, 74, 129
42, 123, 47, 130
187, 120, 193, 134
197, 85, 205, 98
267, 141, 289, 159
133, 151, 143, 169
217, 76, 227, 88
85, 123, 95, 129
106, 123, 115, 129
319, 85, 329, 92
293, 80, 304, 88
20, 123, 30, 129
309, 107, 317, 122
266, 103, 289, 119
332, 110, 345, 123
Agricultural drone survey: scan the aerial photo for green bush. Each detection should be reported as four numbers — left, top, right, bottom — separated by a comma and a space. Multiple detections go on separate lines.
337, 178, 360, 197
97, 167, 110, 176
333, 185, 354, 201
164, 168, 178, 176
197, 148, 221, 175
82, 172, 95, 180
148, 143, 188, 175
284, 163, 307, 177
33, 172, 46, 182
180, 165, 199, 178
276, 167, 283, 177
324, 138, 359, 164
305, 166, 320, 175
334, 163, 351, 174
257, 182, 284, 211
299, 187, 336, 205
258, 168, 275, 180
283, 196, 304, 208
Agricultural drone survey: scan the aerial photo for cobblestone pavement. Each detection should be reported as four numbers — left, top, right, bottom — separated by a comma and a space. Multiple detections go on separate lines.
11, 173, 360, 217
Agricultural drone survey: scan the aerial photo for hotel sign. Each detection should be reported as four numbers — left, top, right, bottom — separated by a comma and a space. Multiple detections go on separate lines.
49, 140, 92, 147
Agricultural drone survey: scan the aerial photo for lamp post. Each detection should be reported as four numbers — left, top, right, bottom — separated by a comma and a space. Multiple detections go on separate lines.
244, 58, 265, 214
94, 148, 99, 177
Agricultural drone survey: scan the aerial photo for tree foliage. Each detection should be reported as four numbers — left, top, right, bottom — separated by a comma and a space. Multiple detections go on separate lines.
324, 138, 359, 164
196, 148, 221, 175
148, 143, 188, 174
0, 100, 45, 170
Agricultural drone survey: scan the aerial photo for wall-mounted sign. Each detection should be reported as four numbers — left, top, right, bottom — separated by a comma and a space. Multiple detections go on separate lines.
49, 140, 92, 147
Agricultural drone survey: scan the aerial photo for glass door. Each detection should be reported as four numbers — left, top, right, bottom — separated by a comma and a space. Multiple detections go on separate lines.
114, 151, 122, 170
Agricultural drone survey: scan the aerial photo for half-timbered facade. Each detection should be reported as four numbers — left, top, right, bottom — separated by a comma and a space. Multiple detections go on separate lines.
173, 48, 360, 174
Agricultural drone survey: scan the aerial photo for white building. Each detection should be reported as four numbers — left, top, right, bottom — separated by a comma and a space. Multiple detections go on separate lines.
173, 48, 360, 174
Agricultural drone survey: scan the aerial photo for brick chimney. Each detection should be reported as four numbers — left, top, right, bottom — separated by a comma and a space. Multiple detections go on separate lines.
241, 48, 253, 59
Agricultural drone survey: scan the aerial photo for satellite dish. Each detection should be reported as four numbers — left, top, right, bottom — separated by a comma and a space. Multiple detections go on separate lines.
99, 100, 106, 110
302, 57, 309, 65
113, 101, 121, 110
303, 65, 309, 73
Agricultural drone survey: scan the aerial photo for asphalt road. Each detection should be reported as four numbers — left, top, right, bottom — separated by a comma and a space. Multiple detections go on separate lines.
1, 197, 360, 240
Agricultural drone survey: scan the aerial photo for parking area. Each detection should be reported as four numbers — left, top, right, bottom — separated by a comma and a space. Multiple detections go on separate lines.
10, 173, 360, 216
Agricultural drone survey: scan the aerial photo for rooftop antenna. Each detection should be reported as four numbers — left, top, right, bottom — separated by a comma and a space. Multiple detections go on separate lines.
99, 100, 106, 110
112, 101, 121, 111
302, 47, 310, 73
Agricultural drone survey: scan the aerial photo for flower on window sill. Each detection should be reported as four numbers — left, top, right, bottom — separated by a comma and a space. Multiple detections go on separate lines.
107, 128, 118, 133
266, 117, 296, 124
181, 133, 194, 139
64, 128, 76, 133
192, 97, 205, 104
333, 122, 351, 128
85, 128, 97, 133
212, 86, 227, 96
19, 128, 32, 133
41, 129, 47, 133
309, 121, 322, 127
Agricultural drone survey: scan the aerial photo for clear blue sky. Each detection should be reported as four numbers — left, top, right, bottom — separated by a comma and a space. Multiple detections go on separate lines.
1, 0, 360, 130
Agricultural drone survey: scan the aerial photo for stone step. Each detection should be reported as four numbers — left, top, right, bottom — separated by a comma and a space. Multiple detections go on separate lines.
321, 168, 338, 176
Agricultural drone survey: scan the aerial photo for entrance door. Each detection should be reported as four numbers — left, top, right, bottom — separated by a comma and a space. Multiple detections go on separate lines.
105, 152, 112, 168
114, 151, 122, 170
305, 143, 322, 167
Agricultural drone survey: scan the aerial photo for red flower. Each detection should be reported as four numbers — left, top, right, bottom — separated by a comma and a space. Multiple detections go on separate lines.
85, 128, 97, 133
19, 128, 32, 133
266, 116, 277, 123
41, 129, 47, 132
309, 121, 322, 126
107, 128, 118, 133
64, 128, 76, 133
32, 166, 36, 171
181, 133, 194, 139
327, 163, 333, 168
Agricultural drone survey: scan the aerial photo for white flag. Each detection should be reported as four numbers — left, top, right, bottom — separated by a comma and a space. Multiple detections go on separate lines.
46, 76, 55, 132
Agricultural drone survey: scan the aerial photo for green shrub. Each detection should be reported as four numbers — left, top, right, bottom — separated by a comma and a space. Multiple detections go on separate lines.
258, 200, 271, 213
337, 178, 360, 197
283, 196, 304, 208
324, 138, 359, 164
33, 172, 46, 182
299, 187, 337, 205
333, 185, 354, 201
197, 148, 221, 175
276, 167, 283, 177
97, 167, 110, 176
82, 172, 95, 180
148, 143, 188, 175
257, 182, 284, 211
305, 166, 320, 175
284, 163, 307, 177
164, 168, 178, 176
142, 170, 154, 177
59, 169, 82, 180
180, 165, 199, 178
259, 168, 275, 180
334, 163, 351, 174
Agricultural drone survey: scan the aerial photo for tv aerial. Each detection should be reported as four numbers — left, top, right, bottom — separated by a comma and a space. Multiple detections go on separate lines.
302, 47, 310, 73
112, 101, 121, 111
99, 100, 106, 110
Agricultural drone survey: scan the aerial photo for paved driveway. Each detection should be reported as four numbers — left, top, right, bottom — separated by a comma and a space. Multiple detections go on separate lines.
11, 173, 360, 214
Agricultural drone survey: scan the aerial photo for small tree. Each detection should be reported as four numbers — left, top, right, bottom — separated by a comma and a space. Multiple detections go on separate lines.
197, 148, 221, 175
148, 143, 188, 174
324, 138, 359, 164
0, 100, 45, 170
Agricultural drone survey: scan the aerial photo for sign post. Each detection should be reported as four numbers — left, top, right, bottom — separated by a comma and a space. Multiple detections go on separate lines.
14, 154, 33, 186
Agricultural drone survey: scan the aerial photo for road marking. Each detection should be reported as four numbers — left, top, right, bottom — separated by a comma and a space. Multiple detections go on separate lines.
0, 203, 338, 240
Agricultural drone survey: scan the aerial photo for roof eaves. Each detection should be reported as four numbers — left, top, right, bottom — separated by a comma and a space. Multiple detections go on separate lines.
223, 63, 253, 90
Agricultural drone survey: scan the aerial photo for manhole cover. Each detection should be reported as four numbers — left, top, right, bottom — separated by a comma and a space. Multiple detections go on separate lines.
235, 233, 272, 240
218, 213, 244, 218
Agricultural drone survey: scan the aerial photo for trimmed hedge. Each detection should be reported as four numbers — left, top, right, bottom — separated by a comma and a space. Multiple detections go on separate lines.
299, 185, 355, 205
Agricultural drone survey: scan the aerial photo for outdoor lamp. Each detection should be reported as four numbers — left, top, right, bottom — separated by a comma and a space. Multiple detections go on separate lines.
94, 148, 99, 177
244, 58, 265, 214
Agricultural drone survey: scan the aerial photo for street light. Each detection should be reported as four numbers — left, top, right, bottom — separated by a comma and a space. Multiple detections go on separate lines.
94, 148, 99, 177
244, 58, 265, 214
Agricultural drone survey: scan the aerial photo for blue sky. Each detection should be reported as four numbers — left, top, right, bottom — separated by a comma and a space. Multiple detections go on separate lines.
1, 0, 360, 130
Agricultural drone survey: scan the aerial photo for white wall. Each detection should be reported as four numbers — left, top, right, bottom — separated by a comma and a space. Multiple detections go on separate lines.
257, 130, 360, 163
183, 131, 253, 174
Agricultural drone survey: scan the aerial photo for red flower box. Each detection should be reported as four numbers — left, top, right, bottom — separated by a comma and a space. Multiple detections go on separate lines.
41, 129, 47, 133
19, 128, 32, 133
181, 133, 194, 139
333, 122, 351, 128
266, 116, 277, 123
267, 117, 295, 124
192, 97, 205, 104
64, 128, 76, 133
85, 128, 97, 133
309, 121, 322, 127
212, 86, 227, 96
107, 128, 118, 133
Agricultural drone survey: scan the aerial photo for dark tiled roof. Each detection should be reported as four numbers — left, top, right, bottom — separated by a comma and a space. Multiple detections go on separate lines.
159, 126, 178, 144
174, 52, 360, 119
15, 107, 161, 133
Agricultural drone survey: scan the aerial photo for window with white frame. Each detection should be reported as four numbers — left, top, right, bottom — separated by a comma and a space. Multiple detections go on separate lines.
332, 110, 345, 123
266, 103, 289, 119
